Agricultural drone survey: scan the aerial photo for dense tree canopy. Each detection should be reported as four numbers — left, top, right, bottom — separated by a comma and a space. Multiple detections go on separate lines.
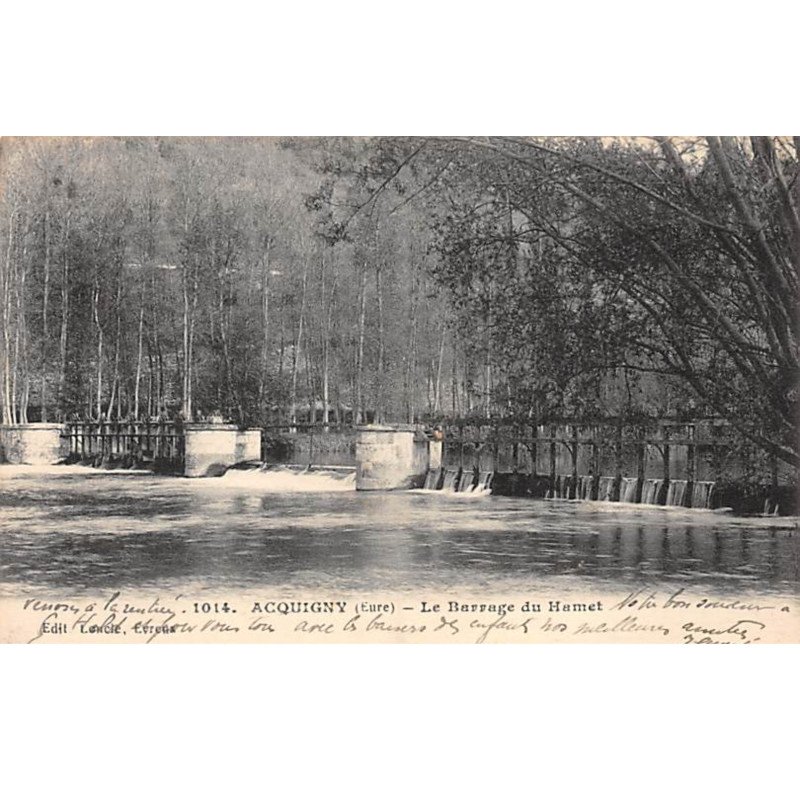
353, 136, 798, 468
0, 137, 451, 428
1, 136, 797, 472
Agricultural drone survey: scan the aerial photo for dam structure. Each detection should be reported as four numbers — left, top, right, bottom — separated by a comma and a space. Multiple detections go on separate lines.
0, 415, 793, 514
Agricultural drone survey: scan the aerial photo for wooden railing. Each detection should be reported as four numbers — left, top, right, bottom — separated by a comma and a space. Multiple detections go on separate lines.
61, 420, 185, 470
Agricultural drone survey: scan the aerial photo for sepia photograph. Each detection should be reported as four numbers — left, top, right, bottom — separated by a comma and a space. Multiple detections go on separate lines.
0, 135, 797, 643
4, 7, 799, 800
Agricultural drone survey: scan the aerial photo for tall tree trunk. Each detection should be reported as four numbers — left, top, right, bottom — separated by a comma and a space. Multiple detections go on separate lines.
182, 273, 190, 419
433, 320, 446, 415
374, 263, 385, 423
258, 239, 272, 408
304, 342, 315, 424
2, 208, 16, 424
133, 282, 145, 418
149, 267, 163, 415
181, 261, 199, 421
57, 214, 71, 421
355, 262, 367, 424
106, 276, 122, 419
278, 321, 285, 384
93, 273, 103, 420
11, 247, 20, 424
187, 279, 198, 420
41, 208, 50, 422
289, 259, 309, 427
16, 237, 30, 423
451, 339, 459, 416
146, 348, 154, 419
484, 341, 492, 419
321, 253, 336, 428
404, 267, 419, 424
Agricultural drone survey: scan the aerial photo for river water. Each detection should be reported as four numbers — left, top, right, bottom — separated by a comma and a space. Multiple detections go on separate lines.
0, 465, 798, 598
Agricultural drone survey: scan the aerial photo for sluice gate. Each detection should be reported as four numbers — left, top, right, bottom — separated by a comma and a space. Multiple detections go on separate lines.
437, 419, 755, 509
422, 467, 495, 495
59, 420, 261, 477
63, 420, 185, 471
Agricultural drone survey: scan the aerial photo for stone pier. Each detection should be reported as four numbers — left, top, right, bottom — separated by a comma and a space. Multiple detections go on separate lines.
355, 424, 438, 491
183, 424, 261, 477
0, 423, 66, 464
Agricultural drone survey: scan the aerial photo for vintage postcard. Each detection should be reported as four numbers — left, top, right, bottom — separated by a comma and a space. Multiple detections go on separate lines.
0, 136, 797, 643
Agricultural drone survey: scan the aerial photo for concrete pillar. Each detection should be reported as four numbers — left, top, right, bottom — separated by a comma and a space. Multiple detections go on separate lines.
0, 423, 65, 464
355, 424, 435, 491
429, 440, 442, 471
184, 424, 261, 477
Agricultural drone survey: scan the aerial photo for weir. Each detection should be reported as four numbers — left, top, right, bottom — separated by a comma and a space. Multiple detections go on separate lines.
55, 420, 260, 477
666, 480, 688, 507
441, 468, 460, 491
423, 467, 442, 490
216, 463, 356, 492
457, 469, 476, 493
641, 478, 663, 505
597, 476, 616, 502
620, 477, 639, 504
435, 417, 797, 511
691, 481, 715, 510
422, 466, 495, 495
0, 416, 737, 511
556, 474, 574, 499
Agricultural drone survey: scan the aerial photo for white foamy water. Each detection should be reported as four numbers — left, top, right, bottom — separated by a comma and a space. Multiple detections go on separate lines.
210, 465, 356, 492
410, 486, 492, 498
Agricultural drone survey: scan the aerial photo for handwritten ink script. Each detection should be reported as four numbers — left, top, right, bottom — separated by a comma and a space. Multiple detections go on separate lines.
1, 588, 796, 644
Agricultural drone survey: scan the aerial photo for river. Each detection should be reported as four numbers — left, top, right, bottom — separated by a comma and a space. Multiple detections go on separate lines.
0, 465, 797, 598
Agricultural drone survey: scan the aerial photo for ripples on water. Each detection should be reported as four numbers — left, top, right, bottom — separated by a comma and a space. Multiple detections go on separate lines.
0, 465, 797, 597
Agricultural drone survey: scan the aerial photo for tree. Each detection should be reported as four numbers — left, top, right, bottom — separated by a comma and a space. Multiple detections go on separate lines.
355, 136, 798, 469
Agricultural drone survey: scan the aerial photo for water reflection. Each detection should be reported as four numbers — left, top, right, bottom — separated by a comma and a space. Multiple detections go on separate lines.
0, 466, 798, 596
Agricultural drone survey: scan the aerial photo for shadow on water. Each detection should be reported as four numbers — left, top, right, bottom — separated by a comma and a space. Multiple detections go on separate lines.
0, 467, 798, 596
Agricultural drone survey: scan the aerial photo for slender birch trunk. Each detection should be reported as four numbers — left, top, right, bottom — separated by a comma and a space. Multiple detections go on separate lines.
355, 262, 367, 424
41, 208, 50, 422
289, 259, 309, 427
93, 273, 103, 420
322, 264, 337, 429
2, 208, 16, 423
404, 267, 419, 423
258, 239, 272, 407
106, 277, 122, 419
57, 214, 71, 421
133, 282, 145, 419
374, 263, 385, 423
433, 316, 446, 415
